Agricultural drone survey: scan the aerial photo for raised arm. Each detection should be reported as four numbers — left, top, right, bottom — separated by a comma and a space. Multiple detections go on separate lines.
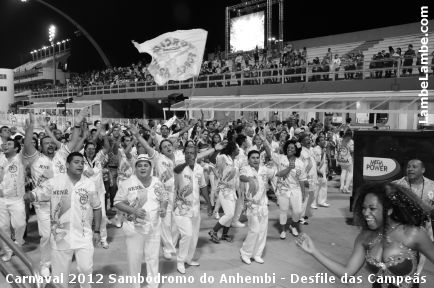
129, 124, 155, 157
37, 117, 61, 149
67, 109, 88, 152
196, 140, 227, 163
23, 113, 37, 156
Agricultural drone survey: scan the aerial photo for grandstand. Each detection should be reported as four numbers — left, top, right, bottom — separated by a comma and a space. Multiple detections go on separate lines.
7, 21, 434, 130
303, 41, 364, 62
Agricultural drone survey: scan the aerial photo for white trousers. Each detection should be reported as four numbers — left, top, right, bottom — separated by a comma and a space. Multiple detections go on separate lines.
123, 222, 161, 288
209, 173, 218, 206
174, 215, 200, 264
51, 247, 94, 288
161, 206, 178, 254
340, 165, 353, 193
0, 197, 26, 253
233, 190, 244, 223
277, 191, 303, 224
240, 213, 268, 258
98, 191, 108, 242
34, 203, 51, 267
316, 178, 328, 205
302, 189, 315, 218
218, 193, 236, 227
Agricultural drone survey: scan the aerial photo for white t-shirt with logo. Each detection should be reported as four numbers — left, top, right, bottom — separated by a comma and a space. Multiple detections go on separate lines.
36, 174, 101, 250
114, 175, 167, 234
174, 165, 206, 218
240, 165, 275, 217
149, 150, 175, 207
0, 153, 26, 199
24, 144, 71, 206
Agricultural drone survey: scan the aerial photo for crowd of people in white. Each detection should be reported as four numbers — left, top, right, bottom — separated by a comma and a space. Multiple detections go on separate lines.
0, 111, 356, 288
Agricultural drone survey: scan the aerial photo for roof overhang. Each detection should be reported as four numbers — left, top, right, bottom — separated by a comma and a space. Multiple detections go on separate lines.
166, 91, 431, 114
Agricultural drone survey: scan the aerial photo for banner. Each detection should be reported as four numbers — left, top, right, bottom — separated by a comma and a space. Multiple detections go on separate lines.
133, 29, 208, 86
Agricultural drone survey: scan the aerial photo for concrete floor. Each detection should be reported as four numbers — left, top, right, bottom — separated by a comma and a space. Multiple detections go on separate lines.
2, 177, 434, 288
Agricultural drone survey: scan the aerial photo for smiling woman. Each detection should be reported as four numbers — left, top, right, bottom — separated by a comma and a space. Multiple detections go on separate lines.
297, 182, 434, 288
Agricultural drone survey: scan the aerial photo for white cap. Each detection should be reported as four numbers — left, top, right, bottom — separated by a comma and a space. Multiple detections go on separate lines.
135, 154, 152, 167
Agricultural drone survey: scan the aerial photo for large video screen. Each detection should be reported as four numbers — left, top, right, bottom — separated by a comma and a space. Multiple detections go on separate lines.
230, 11, 265, 52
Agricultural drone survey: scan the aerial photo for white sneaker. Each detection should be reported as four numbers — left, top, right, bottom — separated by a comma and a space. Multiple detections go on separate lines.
163, 251, 172, 260
40, 265, 51, 277
231, 221, 245, 228
319, 203, 330, 207
177, 263, 186, 274
186, 261, 200, 266
1, 252, 13, 262
310, 204, 318, 209
289, 225, 299, 237
240, 255, 251, 265
253, 256, 264, 264
100, 240, 109, 249
213, 211, 220, 220
280, 231, 287, 239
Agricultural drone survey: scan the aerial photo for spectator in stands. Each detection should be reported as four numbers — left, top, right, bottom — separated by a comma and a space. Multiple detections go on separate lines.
332, 54, 341, 80
375, 52, 384, 79
431, 51, 434, 74
416, 52, 423, 75
326, 48, 332, 61
384, 48, 393, 78
402, 44, 415, 76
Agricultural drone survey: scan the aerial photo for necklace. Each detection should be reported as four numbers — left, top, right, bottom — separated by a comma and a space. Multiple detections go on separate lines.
409, 178, 425, 199
380, 223, 401, 244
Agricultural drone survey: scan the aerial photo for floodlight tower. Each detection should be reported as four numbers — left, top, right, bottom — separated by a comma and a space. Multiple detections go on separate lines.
48, 25, 56, 86
20, 0, 111, 67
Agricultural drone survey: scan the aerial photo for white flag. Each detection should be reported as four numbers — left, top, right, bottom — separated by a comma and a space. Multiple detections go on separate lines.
133, 29, 208, 86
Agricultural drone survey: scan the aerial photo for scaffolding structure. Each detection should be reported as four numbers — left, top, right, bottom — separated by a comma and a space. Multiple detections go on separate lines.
225, 0, 284, 58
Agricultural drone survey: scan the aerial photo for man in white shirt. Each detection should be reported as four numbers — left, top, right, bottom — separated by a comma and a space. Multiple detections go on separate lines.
114, 154, 168, 288
173, 146, 209, 274
0, 138, 26, 262
393, 159, 434, 208
239, 150, 276, 264
23, 111, 83, 277
25, 152, 102, 288
299, 133, 318, 217
232, 135, 249, 228
312, 135, 330, 207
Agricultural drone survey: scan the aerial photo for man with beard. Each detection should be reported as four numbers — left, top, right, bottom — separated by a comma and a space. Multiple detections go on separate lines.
25, 152, 102, 288
23, 111, 85, 277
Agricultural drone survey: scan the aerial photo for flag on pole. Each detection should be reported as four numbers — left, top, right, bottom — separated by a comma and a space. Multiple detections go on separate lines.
133, 29, 208, 86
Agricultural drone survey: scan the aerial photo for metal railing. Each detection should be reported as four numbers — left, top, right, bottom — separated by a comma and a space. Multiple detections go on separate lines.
0, 231, 41, 288
29, 56, 433, 99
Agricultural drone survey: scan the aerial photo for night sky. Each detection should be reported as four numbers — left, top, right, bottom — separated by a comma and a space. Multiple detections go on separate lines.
0, 0, 427, 71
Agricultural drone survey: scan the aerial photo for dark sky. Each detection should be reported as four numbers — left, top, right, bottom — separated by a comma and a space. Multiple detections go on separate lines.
0, 0, 427, 71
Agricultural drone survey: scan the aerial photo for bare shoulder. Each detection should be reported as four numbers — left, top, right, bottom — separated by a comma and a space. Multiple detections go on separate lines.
356, 229, 376, 246
402, 225, 430, 248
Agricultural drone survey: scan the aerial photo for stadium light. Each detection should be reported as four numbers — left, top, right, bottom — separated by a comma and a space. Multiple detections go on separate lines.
48, 25, 56, 43
19, 0, 111, 67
